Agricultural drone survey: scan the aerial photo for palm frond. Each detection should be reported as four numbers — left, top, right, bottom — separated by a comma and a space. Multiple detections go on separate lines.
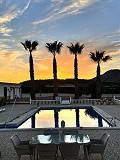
67, 42, 84, 55
67, 45, 75, 54
32, 41, 39, 51
45, 43, 54, 54
99, 51, 105, 59
57, 42, 63, 54
89, 52, 97, 62
20, 42, 27, 50
102, 55, 112, 62
67, 43, 76, 54
25, 40, 32, 50
75, 42, 80, 51
95, 50, 100, 60
53, 41, 57, 50
78, 44, 85, 54
71, 43, 74, 48
46, 41, 63, 55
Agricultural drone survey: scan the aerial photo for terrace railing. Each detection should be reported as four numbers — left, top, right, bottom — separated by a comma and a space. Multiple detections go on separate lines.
71, 99, 98, 105
30, 98, 60, 105
30, 97, 101, 106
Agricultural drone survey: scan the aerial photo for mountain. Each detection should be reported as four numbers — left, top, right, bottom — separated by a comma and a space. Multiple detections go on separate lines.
101, 69, 120, 83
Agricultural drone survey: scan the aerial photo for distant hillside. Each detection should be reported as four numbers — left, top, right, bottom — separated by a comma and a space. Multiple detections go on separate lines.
101, 69, 120, 83
20, 69, 120, 94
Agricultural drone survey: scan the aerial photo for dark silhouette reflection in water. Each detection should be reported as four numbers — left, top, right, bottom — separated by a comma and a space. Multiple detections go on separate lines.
85, 109, 104, 127
60, 134, 89, 144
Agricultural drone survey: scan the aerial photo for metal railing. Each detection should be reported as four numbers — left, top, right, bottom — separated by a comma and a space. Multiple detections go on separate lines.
5, 96, 17, 126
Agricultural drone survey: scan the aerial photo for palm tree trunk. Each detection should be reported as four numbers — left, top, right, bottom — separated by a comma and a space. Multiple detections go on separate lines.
74, 55, 79, 99
96, 62, 101, 99
53, 55, 58, 99
29, 51, 35, 100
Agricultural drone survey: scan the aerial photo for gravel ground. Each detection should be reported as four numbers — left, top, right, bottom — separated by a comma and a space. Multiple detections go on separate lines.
0, 128, 120, 160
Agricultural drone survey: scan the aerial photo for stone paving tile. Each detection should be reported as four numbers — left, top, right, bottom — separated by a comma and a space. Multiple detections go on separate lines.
0, 104, 35, 123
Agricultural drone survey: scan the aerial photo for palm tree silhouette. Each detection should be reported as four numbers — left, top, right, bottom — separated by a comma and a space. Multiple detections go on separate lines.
67, 43, 85, 99
46, 41, 63, 99
85, 108, 98, 119
89, 50, 112, 99
21, 40, 39, 100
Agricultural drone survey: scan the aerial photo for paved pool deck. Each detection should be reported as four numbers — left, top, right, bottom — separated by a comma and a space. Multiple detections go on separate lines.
0, 102, 120, 159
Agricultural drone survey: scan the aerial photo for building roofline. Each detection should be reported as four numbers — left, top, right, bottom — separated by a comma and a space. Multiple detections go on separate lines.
0, 82, 21, 86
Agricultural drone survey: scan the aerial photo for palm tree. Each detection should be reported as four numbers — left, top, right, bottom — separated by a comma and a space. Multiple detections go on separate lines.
21, 40, 39, 100
89, 50, 112, 99
67, 43, 85, 99
45, 41, 63, 99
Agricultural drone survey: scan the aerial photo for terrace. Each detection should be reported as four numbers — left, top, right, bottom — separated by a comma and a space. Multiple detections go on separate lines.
0, 94, 120, 159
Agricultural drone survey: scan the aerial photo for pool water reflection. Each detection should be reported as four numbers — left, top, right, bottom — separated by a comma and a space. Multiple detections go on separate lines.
19, 109, 111, 128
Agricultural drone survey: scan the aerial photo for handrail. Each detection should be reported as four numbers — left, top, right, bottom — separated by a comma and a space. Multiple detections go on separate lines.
113, 96, 120, 104
5, 96, 17, 126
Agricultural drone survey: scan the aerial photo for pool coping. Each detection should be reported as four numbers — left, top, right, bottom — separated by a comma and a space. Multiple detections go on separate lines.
1, 104, 120, 128
93, 105, 120, 127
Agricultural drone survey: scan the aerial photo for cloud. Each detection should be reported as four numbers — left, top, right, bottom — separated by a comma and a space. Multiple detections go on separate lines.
0, 0, 31, 24
0, 0, 3, 4
105, 29, 120, 38
20, 0, 31, 16
0, 43, 10, 49
33, 15, 53, 25
0, 24, 13, 35
0, 49, 29, 82
33, 0, 99, 25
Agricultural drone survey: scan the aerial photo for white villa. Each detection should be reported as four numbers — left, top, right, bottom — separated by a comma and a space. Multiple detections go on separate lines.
0, 82, 21, 100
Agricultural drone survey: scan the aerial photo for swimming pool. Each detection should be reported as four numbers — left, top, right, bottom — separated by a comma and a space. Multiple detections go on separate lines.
19, 108, 112, 128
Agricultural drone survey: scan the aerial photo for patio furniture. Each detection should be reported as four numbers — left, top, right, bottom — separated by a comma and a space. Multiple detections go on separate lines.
59, 142, 80, 160
10, 135, 33, 160
86, 132, 110, 160
29, 133, 90, 160
36, 143, 58, 160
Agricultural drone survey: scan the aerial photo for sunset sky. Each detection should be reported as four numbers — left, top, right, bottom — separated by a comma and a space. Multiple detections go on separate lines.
0, 0, 120, 83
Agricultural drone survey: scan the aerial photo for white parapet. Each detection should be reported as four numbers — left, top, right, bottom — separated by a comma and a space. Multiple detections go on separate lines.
60, 97, 71, 105
113, 96, 120, 104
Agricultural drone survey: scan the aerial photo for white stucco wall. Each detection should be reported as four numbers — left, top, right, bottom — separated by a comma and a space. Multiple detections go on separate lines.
0, 83, 21, 100
0, 85, 4, 97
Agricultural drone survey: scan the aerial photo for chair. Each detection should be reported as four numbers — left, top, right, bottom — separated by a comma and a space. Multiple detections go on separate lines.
36, 143, 58, 160
86, 133, 110, 160
10, 135, 33, 160
44, 129, 59, 135
59, 142, 80, 160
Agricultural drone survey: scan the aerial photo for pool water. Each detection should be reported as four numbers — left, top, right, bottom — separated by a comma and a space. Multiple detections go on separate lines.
19, 109, 112, 128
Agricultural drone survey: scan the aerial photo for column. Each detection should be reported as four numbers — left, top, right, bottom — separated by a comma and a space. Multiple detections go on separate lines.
98, 116, 103, 127
76, 108, 80, 127
54, 109, 59, 128
31, 114, 35, 128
